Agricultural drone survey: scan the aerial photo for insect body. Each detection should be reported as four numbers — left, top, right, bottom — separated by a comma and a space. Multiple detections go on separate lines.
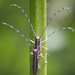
33, 37, 41, 75
1, 4, 74, 75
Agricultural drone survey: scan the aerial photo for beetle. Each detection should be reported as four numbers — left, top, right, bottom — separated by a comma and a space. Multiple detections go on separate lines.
1, 4, 74, 75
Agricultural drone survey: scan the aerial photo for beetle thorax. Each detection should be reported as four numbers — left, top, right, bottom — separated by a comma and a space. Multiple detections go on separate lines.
34, 36, 41, 49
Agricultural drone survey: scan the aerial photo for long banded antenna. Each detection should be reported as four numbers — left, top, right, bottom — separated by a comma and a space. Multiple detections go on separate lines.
9, 4, 36, 37
40, 7, 71, 38
41, 27, 74, 44
1, 22, 34, 50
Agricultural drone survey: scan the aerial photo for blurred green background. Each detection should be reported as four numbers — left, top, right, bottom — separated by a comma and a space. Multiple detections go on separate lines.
0, 0, 75, 75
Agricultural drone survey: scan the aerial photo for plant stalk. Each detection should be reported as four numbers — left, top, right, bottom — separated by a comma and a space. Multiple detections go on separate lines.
30, 0, 47, 75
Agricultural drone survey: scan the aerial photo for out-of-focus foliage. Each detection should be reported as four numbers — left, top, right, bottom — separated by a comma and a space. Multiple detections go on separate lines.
0, 0, 30, 75
47, 0, 75, 75
0, 0, 75, 75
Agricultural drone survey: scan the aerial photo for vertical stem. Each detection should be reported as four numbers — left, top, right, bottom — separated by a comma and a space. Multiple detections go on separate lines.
30, 0, 47, 75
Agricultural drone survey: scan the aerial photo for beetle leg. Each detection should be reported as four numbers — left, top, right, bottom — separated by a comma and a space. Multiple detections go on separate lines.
41, 46, 48, 50
38, 53, 47, 63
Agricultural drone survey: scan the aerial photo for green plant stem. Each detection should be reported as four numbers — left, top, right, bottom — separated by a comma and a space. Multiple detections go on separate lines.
30, 0, 47, 75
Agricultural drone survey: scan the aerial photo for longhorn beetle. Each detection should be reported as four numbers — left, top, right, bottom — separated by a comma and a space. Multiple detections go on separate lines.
1, 4, 74, 75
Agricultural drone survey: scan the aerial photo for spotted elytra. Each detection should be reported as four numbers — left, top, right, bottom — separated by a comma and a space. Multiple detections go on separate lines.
1, 4, 74, 75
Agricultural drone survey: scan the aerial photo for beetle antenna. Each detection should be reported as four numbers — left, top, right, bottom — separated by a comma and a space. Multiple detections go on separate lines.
41, 27, 74, 44
1, 22, 34, 50
40, 7, 71, 38
9, 4, 36, 37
